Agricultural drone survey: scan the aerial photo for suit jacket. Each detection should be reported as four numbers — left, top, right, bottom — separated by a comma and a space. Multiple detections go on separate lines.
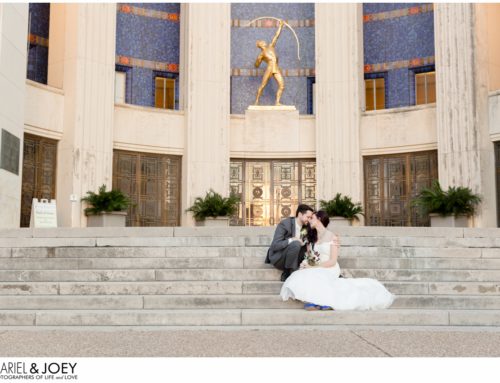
265, 217, 302, 264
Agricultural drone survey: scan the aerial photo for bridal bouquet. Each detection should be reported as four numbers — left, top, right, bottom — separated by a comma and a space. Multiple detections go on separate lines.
300, 247, 321, 269
300, 227, 309, 245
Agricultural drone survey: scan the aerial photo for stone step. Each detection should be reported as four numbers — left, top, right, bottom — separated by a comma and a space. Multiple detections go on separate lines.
0, 296, 144, 310
241, 281, 500, 296
392, 295, 500, 310
5, 226, 500, 240
5, 247, 497, 260
2, 235, 500, 249
155, 268, 500, 282
0, 269, 157, 282
339, 247, 490, 258
4, 294, 500, 310
241, 309, 500, 327
0, 295, 300, 310
2, 268, 500, 282
244, 256, 500, 269
0, 257, 246, 270
4, 256, 499, 271
246, 236, 500, 248
338, 257, 500, 270
0, 237, 248, 248
0, 281, 245, 295
5, 247, 265, 259
1, 281, 499, 296
2, 308, 500, 326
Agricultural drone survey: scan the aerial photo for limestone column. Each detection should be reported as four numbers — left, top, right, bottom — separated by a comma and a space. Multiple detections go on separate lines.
47, 4, 65, 89
0, 4, 29, 228
434, 4, 497, 227
55, 4, 116, 227
179, 4, 231, 226
314, 4, 364, 215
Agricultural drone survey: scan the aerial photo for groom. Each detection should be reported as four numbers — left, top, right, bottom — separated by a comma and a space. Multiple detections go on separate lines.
265, 204, 314, 281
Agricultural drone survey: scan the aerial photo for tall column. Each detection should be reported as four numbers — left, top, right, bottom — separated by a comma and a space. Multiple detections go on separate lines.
0, 4, 28, 228
47, 4, 65, 89
180, 4, 231, 226
314, 4, 364, 212
434, 4, 497, 227
56, 4, 116, 227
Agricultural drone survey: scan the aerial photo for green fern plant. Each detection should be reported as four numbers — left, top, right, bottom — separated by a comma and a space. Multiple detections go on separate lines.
319, 193, 364, 220
186, 189, 240, 221
81, 184, 132, 215
411, 180, 481, 217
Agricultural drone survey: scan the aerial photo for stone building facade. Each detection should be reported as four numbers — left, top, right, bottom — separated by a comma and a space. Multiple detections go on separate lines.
0, 3, 499, 228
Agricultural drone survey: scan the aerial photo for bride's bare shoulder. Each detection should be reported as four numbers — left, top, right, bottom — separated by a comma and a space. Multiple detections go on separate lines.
327, 232, 340, 243
324, 231, 335, 241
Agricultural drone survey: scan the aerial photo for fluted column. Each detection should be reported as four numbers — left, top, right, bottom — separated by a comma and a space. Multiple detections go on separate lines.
180, 4, 231, 226
315, 4, 364, 213
434, 4, 496, 227
56, 4, 116, 227
0, 4, 29, 228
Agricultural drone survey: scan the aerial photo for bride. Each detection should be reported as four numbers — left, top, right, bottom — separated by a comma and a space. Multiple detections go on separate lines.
280, 210, 395, 311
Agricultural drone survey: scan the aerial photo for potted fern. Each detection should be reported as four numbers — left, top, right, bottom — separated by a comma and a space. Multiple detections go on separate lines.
319, 193, 364, 227
411, 180, 481, 227
81, 184, 132, 227
186, 189, 239, 227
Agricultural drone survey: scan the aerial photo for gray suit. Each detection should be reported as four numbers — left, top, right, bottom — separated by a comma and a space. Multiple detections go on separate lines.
265, 217, 307, 271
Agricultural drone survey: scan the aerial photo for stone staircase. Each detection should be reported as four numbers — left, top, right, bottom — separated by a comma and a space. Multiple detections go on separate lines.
1, 226, 500, 328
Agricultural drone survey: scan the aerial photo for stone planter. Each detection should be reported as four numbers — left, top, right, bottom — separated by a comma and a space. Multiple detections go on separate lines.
86, 211, 127, 227
429, 213, 469, 228
195, 217, 230, 227
327, 217, 352, 230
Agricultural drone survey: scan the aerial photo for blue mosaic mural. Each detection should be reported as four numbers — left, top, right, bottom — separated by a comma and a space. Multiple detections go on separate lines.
116, 3, 180, 109
231, 3, 315, 115
27, 3, 50, 84
363, 3, 435, 109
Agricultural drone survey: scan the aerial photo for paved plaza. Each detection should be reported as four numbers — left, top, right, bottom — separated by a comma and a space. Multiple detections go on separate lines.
1, 327, 500, 357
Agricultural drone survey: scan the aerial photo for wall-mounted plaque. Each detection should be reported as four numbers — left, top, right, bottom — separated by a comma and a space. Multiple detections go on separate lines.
0, 129, 20, 175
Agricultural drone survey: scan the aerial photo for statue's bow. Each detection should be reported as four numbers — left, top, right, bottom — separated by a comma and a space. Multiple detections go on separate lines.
245, 17, 301, 61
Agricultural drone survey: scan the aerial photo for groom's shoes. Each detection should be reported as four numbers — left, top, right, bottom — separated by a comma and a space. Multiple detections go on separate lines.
280, 269, 291, 282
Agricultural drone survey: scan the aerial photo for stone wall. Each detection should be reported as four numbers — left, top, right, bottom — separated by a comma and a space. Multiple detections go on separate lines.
363, 3, 435, 109
230, 3, 315, 114
115, 3, 180, 109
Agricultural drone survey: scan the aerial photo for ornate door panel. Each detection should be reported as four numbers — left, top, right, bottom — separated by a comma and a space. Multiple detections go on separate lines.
230, 159, 316, 226
20, 134, 58, 227
364, 150, 438, 226
113, 150, 181, 226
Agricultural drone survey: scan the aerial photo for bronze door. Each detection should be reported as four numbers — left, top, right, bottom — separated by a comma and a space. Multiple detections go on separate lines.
20, 134, 58, 227
113, 150, 181, 226
229, 159, 316, 226
364, 150, 438, 226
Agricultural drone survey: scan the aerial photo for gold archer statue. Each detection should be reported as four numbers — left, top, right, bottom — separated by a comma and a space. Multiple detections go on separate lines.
254, 19, 286, 106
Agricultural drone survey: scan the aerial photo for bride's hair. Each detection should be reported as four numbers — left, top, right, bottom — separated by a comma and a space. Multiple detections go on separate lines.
307, 210, 330, 244
315, 210, 330, 228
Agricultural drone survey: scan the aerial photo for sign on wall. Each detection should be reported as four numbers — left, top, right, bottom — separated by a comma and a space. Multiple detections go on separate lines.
30, 198, 58, 228
0, 129, 20, 175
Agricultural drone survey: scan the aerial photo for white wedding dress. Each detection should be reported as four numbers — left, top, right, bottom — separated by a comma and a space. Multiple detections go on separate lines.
280, 240, 395, 310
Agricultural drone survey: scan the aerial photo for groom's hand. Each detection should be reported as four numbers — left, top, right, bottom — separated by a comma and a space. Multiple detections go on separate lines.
294, 238, 304, 246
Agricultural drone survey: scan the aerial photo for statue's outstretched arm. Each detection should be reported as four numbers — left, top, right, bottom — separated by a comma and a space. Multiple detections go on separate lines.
270, 20, 284, 47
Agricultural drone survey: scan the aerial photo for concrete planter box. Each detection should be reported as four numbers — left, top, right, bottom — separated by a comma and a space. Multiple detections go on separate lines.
195, 217, 230, 227
86, 211, 127, 227
327, 217, 352, 230
429, 214, 469, 228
